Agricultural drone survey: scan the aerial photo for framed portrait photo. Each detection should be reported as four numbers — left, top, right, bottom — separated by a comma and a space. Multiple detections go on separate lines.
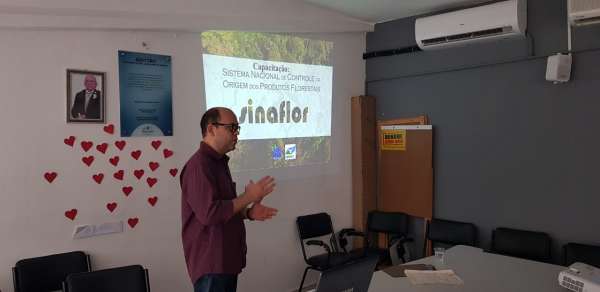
67, 69, 106, 123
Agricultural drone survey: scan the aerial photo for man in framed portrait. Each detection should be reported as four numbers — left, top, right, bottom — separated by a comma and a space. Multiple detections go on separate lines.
71, 74, 102, 120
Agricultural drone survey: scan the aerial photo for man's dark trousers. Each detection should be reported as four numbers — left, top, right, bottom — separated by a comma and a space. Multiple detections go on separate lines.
194, 274, 238, 292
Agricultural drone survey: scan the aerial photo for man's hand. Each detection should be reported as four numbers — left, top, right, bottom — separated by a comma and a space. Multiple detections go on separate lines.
244, 176, 275, 203
233, 176, 275, 215
248, 203, 278, 221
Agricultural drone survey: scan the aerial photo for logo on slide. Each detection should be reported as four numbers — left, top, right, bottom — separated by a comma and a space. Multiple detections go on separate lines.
272, 145, 283, 160
239, 99, 308, 125
285, 144, 297, 160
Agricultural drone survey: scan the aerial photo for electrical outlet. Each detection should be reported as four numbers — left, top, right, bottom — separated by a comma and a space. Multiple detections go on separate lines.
72, 221, 124, 239
96, 221, 124, 235
73, 225, 95, 239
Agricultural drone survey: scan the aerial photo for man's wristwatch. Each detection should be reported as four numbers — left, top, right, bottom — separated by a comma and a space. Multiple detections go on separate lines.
245, 208, 254, 221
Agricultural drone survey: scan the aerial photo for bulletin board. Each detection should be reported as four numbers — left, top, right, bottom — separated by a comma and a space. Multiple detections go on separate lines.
377, 118, 433, 219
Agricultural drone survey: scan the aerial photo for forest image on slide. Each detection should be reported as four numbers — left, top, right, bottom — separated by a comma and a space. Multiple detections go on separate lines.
201, 31, 333, 66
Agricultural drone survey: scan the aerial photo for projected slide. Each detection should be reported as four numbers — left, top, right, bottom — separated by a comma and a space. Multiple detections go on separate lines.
202, 31, 333, 171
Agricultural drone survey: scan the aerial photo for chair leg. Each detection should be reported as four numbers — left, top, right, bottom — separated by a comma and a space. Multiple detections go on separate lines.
298, 267, 310, 292
389, 241, 401, 266
402, 242, 411, 263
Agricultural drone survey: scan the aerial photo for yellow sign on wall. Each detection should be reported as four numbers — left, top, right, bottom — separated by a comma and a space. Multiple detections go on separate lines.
381, 129, 406, 151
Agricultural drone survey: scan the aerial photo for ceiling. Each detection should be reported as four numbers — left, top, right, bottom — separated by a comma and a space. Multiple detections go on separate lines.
0, 0, 492, 32
302, 0, 488, 23
0, 0, 372, 32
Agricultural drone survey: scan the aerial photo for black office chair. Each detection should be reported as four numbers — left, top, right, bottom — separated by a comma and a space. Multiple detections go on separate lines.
490, 227, 552, 262
424, 218, 477, 256
564, 242, 600, 268
296, 212, 365, 292
13, 251, 90, 292
340, 211, 412, 269
63, 264, 150, 292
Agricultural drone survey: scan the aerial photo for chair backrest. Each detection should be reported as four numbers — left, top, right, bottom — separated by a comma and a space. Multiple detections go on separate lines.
297, 212, 337, 261
13, 251, 90, 292
491, 227, 551, 262
564, 242, 600, 268
367, 211, 408, 235
315, 254, 379, 292
63, 265, 149, 292
364, 211, 411, 265
297, 213, 335, 240
426, 218, 477, 247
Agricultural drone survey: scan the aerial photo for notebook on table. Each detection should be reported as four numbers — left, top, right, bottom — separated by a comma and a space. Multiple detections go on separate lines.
383, 264, 436, 277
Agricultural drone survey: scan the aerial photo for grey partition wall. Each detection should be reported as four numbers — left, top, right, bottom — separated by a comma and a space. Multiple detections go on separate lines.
365, 0, 600, 262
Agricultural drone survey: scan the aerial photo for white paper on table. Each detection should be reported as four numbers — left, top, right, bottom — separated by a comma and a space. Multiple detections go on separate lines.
404, 269, 464, 285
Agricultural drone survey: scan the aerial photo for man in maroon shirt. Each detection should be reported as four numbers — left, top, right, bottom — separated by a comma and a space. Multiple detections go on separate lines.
181, 107, 278, 292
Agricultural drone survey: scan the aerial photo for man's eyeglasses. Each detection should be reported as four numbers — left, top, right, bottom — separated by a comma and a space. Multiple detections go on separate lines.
212, 122, 241, 133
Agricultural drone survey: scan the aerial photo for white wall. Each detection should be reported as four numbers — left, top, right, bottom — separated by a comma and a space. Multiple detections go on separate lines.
0, 29, 364, 292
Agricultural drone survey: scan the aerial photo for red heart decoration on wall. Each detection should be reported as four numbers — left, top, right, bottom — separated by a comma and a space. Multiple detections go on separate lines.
169, 168, 178, 177
81, 141, 93, 152
149, 162, 159, 171
148, 196, 158, 206
146, 177, 157, 188
96, 143, 108, 154
106, 202, 117, 212
122, 186, 133, 196
115, 140, 126, 151
134, 169, 145, 180
103, 124, 114, 134
65, 209, 78, 220
131, 150, 142, 160
82, 156, 95, 167
163, 149, 173, 158
109, 156, 120, 166
151, 140, 162, 150
128, 217, 139, 228
113, 170, 124, 180
96, 143, 109, 154
64, 136, 76, 147
44, 172, 58, 183
92, 173, 104, 184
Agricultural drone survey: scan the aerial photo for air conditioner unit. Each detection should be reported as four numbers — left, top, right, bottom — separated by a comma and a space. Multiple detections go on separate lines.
569, 0, 600, 26
415, 0, 527, 50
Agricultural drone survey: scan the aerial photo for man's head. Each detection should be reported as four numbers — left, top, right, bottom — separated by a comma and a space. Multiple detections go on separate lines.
84, 75, 98, 91
200, 107, 240, 155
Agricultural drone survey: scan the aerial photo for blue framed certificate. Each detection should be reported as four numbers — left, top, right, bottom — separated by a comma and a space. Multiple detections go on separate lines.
119, 51, 173, 137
